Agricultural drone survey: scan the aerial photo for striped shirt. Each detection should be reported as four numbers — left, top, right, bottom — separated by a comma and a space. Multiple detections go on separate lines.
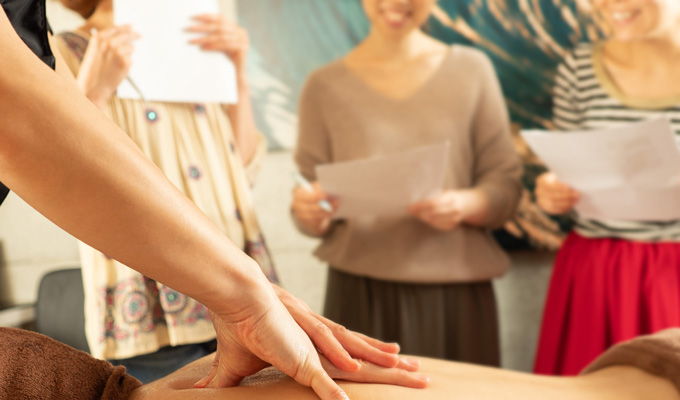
553, 43, 680, 242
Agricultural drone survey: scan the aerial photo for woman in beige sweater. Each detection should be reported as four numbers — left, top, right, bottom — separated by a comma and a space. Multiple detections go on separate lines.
291, 0, 522, 364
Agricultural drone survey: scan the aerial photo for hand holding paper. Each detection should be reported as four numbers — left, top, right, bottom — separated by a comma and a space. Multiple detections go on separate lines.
316, 142, 450, 219
535, 172, 581, 215
114, 0, 237, 103
186, 14, 250, 74
77, 25, 140, 109
522, 118, 680, 221
409, 189, 490, 231
291, 179, 336, 236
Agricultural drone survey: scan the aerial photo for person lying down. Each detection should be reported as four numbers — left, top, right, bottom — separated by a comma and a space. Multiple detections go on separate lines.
1, 326, 679, 400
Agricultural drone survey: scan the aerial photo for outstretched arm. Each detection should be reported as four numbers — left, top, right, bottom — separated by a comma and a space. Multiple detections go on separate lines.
0, 9, 410, 400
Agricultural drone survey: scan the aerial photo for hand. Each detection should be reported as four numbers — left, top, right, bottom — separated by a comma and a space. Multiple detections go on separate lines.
535, 172, 580, 215
408, 190, 478, 231
77, 25, 140, 109
320, 355, 429, 389
187, 14, 249, 75
271, 284, 421, 373
195, 280, 351, 400
292, 182, 336, 236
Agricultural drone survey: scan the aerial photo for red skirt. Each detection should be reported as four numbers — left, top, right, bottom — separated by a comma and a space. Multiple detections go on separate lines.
534, 231, 680, 375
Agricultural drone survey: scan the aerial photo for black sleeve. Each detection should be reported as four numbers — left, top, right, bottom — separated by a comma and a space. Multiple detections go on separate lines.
0, 0, 56, 204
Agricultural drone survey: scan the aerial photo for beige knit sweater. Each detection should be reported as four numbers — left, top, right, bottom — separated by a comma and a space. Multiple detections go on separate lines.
294, 45, 522, 283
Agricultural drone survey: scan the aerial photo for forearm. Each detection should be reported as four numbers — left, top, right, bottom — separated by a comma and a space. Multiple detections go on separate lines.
0, 13, 267, 314
457, 188, 491, 227
473, 176, 522, 228
225, 78, 259, 165
78, 82, 111, 111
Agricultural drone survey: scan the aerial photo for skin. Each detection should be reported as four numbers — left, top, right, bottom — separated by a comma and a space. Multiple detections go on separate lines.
292, 0, 493, 235
130, 353, 680, 400
0, 4, 425, 399
536, 0, 680, 215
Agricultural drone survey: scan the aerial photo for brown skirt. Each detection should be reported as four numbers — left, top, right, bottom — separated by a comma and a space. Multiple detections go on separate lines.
324, 268, 499, 366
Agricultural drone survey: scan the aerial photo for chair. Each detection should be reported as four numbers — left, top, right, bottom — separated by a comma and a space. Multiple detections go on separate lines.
34, 267, 90, 353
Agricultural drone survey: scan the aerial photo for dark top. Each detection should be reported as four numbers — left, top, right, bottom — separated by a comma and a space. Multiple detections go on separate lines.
0, 0, 55, 204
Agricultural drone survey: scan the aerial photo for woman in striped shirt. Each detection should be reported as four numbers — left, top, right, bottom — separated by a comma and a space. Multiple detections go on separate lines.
533, 0, 680, 376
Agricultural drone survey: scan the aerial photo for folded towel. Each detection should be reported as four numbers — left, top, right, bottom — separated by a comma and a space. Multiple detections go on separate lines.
583, 328, 680, 393
0, 327, 141, 399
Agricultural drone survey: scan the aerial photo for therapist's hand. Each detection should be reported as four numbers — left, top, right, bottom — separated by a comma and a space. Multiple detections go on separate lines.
77, 25, 140, 109
292, 182, 335, 236
195, 278, 351, 400
535, 172, 580, 215
272, 284, 421, 373
409, 189, 489, 231
320, 355, 429, 389
187, 14, 249, 75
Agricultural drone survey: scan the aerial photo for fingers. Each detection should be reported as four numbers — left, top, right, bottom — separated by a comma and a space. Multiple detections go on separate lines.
396, 357, 422, 372
194, 352, 220, 388
316, 316, 401, 370
349, 330, 400, 354
273, 286, 416, 374
292, 185, 334, 234
309, 367, 350, 400
535, 172, 580, 214
186, 14, 248, 62
320, 356, 429, 389
191, 13, 227, 24
409, 195, 461, 231
201, 343, 253, 389
189, 35, 245, 53
94, 25, 140, 45
275, 286, 360, 372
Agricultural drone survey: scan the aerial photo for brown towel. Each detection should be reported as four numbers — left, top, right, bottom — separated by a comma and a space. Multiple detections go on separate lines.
0, 327, 141, 400
582, 328, 680, 393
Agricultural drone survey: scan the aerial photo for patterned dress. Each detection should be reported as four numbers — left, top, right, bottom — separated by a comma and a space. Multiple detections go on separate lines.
56, 31, 278, 360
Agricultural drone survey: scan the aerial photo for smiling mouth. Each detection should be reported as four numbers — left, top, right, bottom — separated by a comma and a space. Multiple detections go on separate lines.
380, 6, 413, 26
610, 9, 640, 25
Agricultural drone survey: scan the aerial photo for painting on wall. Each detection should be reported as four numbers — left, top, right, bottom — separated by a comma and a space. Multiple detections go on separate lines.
238, 0, 599, 250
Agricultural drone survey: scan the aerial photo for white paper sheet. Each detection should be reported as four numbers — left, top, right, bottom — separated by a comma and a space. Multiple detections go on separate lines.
521, 118, 680, 221
316, 142, 450, 219
114, 0, 237, 104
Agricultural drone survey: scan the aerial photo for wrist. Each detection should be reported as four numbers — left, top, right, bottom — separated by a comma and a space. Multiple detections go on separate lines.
84, 86, 113, 110
457, 189, 490, 225
203, 256, 274, 318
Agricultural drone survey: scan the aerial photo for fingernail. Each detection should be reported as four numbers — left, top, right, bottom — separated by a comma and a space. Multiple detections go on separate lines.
403, 357, 420, 367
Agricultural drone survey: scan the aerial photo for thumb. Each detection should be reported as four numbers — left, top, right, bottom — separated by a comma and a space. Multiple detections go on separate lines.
193, 350, 244, 389
206, 356, 245, 388
194, 352, 220, 388
308, 367, 350, 400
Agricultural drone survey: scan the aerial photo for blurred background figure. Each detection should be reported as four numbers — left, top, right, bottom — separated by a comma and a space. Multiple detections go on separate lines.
55, 0, 278, 382
534, 0, 680, 376
291, 0, 522, 365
